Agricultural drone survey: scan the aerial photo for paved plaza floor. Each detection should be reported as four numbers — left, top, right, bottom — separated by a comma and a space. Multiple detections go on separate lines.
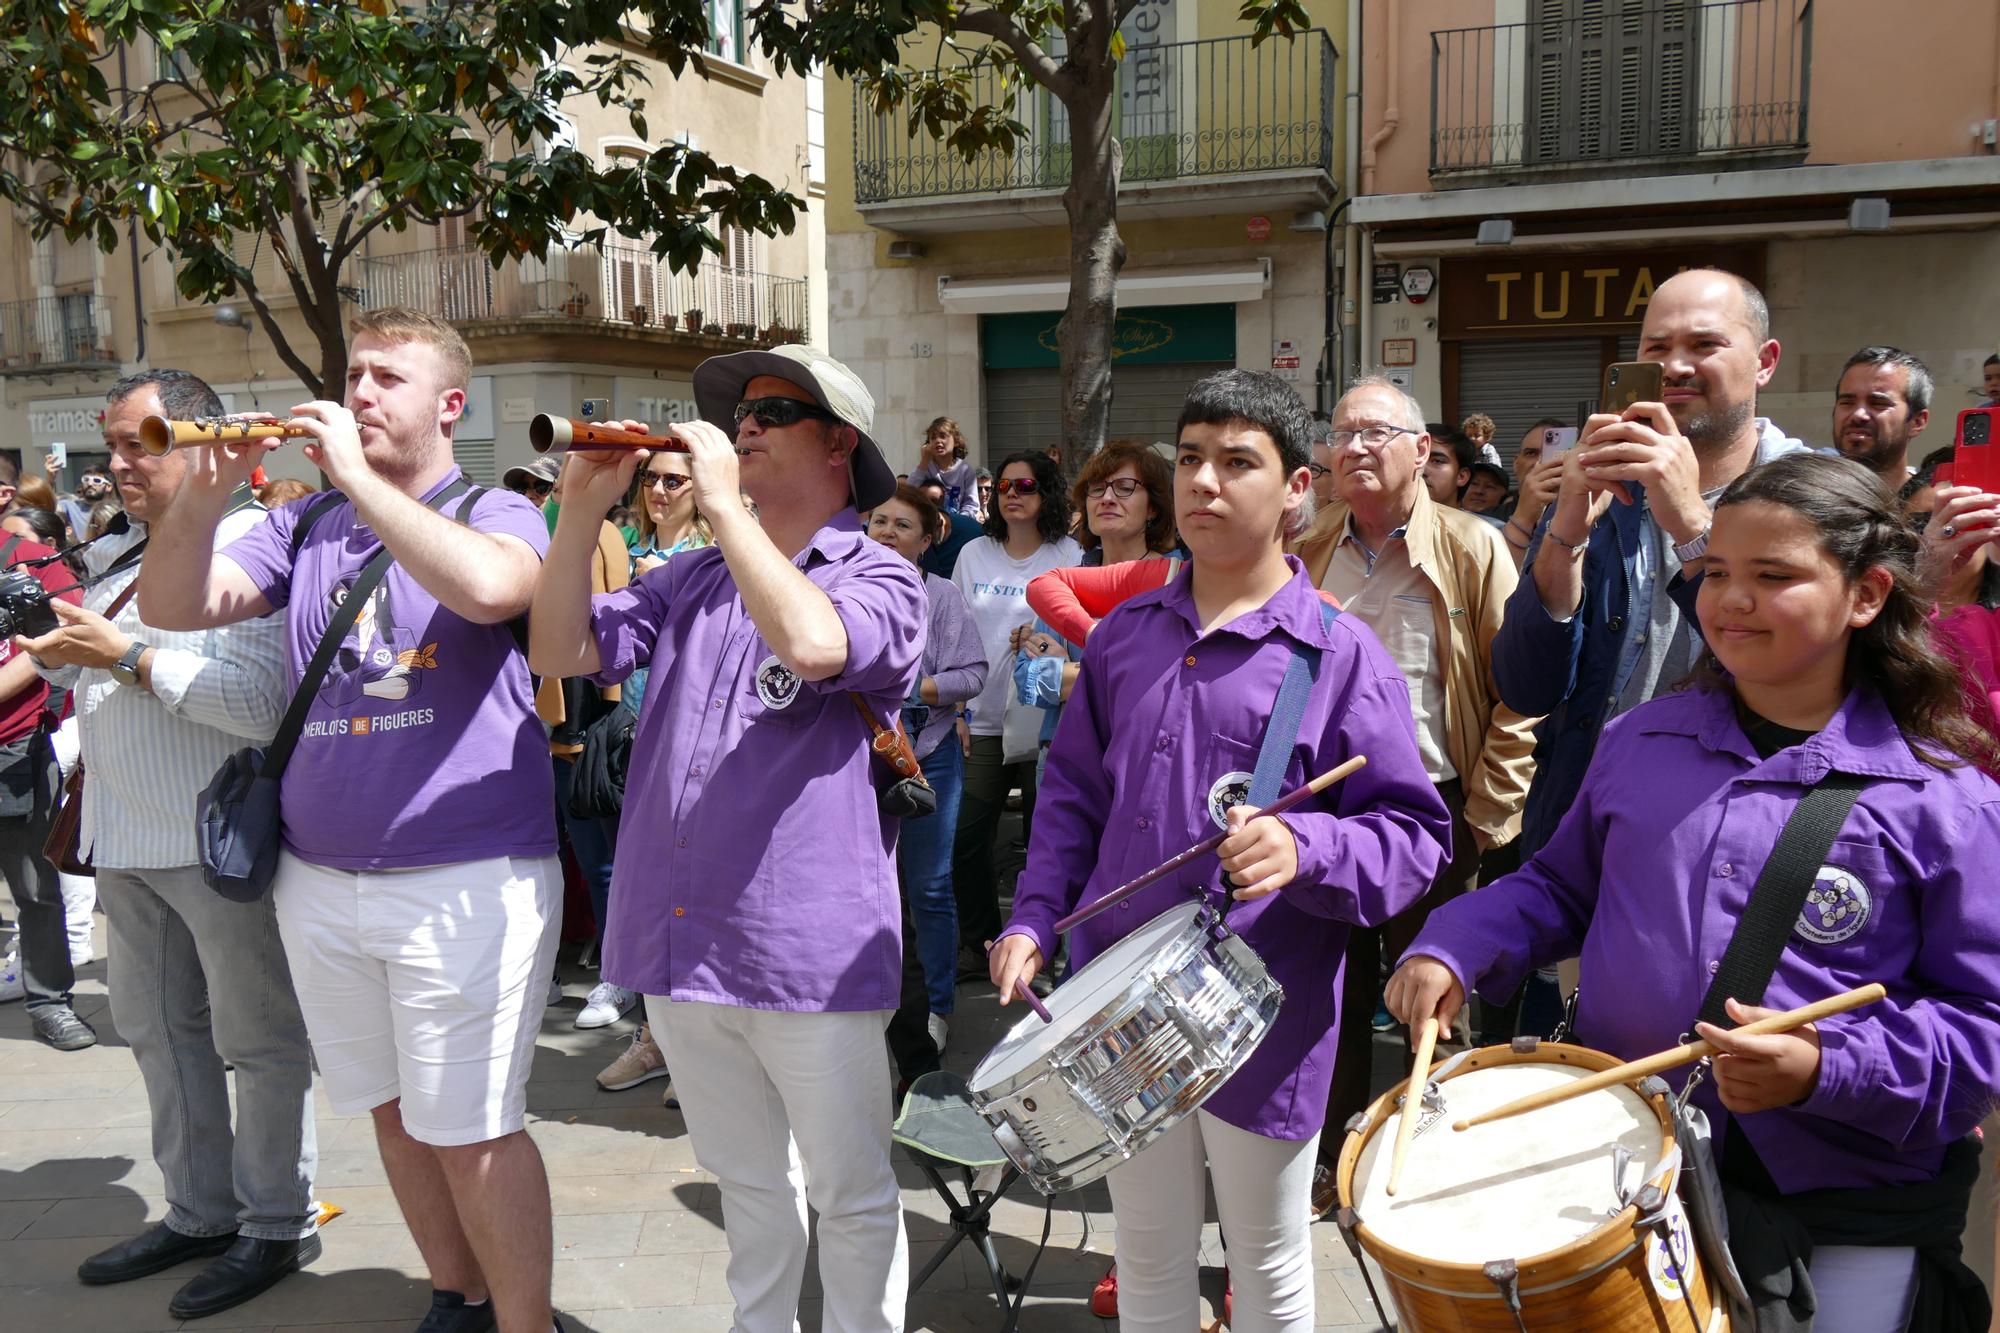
6, 882, 1993, 1332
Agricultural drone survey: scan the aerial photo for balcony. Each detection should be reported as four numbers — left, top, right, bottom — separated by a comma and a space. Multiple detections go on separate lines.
355, 244, 810, 352
853, 30, 1337, 230
1429, 0, 1811, 184
0, 295, 117, 374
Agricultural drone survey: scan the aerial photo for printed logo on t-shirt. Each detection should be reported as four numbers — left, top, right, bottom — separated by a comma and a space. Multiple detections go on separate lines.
317, 580, 440, 709
1794, 865, 1872, 945
1207, 770, 1254, 830
755, 654, 802, 711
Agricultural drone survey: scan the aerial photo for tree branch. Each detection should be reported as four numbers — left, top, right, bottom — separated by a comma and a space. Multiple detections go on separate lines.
234, 278, 324, 392
953, 7, 1076, 100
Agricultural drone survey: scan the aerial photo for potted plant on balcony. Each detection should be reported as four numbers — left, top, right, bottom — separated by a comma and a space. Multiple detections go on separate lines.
628, 304, 649, 327
683, 308, 703, 333
561, 292, 590, 318
702, 321, 723, 336
725, 321, 754, 340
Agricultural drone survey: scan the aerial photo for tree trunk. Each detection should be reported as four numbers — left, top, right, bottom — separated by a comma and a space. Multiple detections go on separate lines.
1055, 60, 1126, 480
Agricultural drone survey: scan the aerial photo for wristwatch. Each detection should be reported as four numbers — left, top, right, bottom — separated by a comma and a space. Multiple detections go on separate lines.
1671, 525, 1712, 564
109, 641, 148, 687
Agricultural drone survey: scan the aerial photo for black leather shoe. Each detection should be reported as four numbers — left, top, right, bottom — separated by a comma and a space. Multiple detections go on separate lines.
77, 1222, 238, 1285
167, 1232, 321, 1320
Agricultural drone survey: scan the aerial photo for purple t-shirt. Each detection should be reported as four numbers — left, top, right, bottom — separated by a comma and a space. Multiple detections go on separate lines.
220, 469, 556, 870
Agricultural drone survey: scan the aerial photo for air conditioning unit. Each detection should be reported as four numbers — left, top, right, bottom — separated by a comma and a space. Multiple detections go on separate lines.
887, 239, 928, 261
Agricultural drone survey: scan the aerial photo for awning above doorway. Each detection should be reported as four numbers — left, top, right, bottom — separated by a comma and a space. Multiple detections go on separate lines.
936, 261, 1271, 315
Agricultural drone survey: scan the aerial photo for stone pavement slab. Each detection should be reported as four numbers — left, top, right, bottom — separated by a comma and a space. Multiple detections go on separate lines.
7, 878, 1992, 1331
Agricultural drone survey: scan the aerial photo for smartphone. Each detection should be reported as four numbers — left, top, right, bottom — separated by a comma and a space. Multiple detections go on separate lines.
580, 397, 611, 419
1930, 462, 1955, 489
1540, 426, 1579, 457
1955, 408, 2000, 494
1600, 361, 1665, 415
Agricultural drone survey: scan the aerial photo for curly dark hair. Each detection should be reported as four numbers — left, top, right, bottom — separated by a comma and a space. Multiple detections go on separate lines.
1697, 453, 1999, 773
983, 451, 1072, 546
1073, 440, 1175, 555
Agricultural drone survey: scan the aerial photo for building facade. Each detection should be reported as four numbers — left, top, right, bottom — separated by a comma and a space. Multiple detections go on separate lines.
0, 22, 825, 490
825, 1, 1357, 473
1352, 0, 2000, 467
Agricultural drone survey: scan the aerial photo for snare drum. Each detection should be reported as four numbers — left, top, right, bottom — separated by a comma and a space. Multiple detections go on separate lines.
1335, 1041, 1728, 1332
968, 901, 1282, 1195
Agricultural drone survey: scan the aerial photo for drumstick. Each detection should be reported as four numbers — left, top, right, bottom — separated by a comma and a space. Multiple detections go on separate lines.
1052, 755, 1369, 934
1451, 983, 1887, 1133
1386, 1015, 1439, 1196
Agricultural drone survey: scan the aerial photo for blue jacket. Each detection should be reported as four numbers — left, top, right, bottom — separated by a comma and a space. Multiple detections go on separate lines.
1492, 420, 1807, 855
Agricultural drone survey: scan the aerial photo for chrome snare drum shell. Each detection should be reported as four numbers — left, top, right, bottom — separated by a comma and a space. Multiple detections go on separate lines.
967, 902, 1283, 1194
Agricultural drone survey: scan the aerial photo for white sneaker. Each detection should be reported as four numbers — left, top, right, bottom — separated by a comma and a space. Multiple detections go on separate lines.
575, 981, 637, 1029
0, 950, 23, 1003
927, 1013, 948, 1052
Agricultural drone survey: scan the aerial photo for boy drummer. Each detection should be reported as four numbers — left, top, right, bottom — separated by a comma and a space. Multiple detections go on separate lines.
989, 370, 1450, 1331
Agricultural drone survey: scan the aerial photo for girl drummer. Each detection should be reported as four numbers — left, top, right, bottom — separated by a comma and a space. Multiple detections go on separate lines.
991, 370, 1450, 1333
1389, 453, 2000, 1332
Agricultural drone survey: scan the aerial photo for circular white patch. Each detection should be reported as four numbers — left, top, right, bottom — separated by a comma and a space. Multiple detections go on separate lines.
1207, 771, 1254, 830
370, 647, 394, 667
1795, 865, 1872, 946
1646, 1194, 1694, 1302
755, 654, 802, 711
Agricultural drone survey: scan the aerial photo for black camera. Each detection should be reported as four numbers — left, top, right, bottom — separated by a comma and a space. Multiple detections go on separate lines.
0, 569, 58, 639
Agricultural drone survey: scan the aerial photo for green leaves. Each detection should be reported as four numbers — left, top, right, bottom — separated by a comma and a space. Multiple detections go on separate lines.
0, 0, 802, 318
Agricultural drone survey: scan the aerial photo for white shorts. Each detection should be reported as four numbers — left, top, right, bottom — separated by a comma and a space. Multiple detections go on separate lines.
272, 850, 561, 1147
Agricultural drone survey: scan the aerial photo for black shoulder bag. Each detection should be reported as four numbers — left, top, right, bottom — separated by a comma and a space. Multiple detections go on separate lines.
197, 480, 473, 901
1672, 770, 1866, 1330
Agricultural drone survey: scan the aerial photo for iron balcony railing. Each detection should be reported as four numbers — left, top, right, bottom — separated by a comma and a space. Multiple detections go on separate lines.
1430, 0, 1811, 176
356, 244, 810, 343
0, 294, 116, 372
854, 29, 1336, 204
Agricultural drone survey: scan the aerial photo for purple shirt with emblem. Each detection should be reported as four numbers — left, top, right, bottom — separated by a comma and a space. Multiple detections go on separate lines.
1002, 560, 1452, 1140
1408, 683, 2000, 1192
220, 469, 556, 870
587, 511, 926, 1012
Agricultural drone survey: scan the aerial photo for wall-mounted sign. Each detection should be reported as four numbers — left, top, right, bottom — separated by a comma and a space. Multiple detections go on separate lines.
1246, 215, 1272, 243
1400, 266, 1436, 304
982, 304, 1236, 370
1371, 261, 1401, 305
1380, 338, 1416, 367
1439, 245, 1765, 339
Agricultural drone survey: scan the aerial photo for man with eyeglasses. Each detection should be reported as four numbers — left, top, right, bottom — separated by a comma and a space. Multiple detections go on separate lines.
1291, 378, 1539, 1203
1308, 417, 1337, 509
530, 344, 922, 1333
502, 455, 560, 507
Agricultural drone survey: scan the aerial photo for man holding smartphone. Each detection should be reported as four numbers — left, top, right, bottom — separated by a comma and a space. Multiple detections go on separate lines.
1490, 268, 1808, 865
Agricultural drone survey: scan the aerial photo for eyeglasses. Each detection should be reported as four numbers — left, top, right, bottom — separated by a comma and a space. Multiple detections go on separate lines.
1307, 463, 1332, 480
1329, 424, 1415, 449
1085, 478, 1143, 499
523, 480, 554, 499
732, 397, 840, 429
995, 477, 1040, 497
642, 472, 691, 493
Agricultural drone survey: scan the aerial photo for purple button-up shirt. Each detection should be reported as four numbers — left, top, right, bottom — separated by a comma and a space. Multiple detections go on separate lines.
1003, 560, 1451, 1140
588, 512, 926, 1012
1409, 683, 2000, 1192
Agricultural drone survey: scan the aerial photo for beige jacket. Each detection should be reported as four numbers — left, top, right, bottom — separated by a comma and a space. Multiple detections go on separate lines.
1292, 486, 1540, 845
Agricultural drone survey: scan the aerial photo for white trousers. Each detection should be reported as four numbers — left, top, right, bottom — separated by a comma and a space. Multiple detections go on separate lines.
1106, 1109, 1318, 1333
645, 995, 906, 1333
1808, 1245, 1918, 1333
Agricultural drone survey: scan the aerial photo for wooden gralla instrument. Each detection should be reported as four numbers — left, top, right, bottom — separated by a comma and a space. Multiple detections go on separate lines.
137, 415, 314, 457
529, 414, 688, 454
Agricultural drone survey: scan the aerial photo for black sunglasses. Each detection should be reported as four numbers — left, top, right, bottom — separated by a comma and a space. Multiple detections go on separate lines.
641, 472, 691, 492
732, 397, 840, 429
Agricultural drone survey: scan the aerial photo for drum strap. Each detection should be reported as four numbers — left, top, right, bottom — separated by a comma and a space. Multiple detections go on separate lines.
1245, 599, 1339, 810
1693, 773, 1866, 1031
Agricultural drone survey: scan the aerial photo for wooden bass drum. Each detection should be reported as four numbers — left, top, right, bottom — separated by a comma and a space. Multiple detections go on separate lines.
1335, 1040, 1729, 1332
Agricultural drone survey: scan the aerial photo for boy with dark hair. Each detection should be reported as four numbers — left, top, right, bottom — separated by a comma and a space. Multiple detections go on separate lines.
993, 368, 1447, 1332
